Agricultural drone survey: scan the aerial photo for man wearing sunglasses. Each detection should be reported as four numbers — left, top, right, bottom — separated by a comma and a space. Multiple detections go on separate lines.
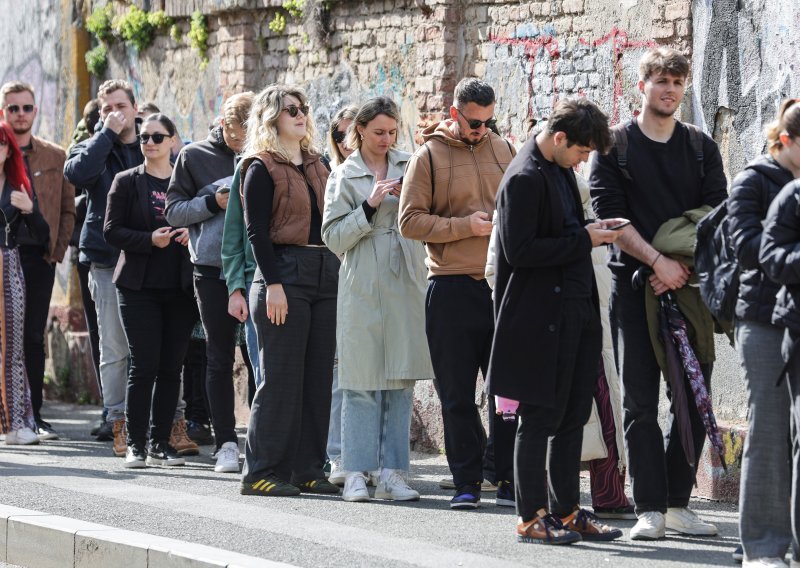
0, 81, 76, 441
399, 78, 517, 510
65, 79, 144, 455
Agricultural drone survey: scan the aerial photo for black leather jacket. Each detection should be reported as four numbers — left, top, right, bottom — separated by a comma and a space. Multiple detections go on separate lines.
760, 179, 800, 333
728, 155, 794, 324
0, 182, 50, 250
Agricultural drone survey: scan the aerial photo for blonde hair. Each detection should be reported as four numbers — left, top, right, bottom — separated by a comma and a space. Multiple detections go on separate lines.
346, 97, 400, 151
222, 91, 254, 128
766, 98, 800, 157
244, 84, 318, 161
1, 81, 35, 106
327, 105, 358, 166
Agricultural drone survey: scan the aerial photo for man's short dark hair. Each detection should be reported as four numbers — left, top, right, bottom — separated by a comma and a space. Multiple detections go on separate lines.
639, 47, 690, 82
545, 98, 611, 154
97, 79, 135, 105
454, 78, 495, 108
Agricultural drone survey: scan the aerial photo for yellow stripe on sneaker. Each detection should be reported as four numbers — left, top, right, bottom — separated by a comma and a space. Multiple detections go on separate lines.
264, 482, 276, 492
252, 480, 266, 490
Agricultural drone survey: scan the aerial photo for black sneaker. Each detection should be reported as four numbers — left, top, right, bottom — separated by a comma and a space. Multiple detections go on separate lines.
91, 409, 108, 436
240, 475, 301, 497
95, 420, 114, 441
145, 440, 185, 467
451, 484, 481, 510
35, 419, 59, 441
732, 544, 743, 563
124, 443, 147, 469
495, 480, 515, 507
186, 420, 214, 445
592, 505, 636, 520
297, 478, 340, 494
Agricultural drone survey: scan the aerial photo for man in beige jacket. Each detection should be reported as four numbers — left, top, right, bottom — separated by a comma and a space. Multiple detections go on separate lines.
399, 78, 516, 510
0, 81, 75, 441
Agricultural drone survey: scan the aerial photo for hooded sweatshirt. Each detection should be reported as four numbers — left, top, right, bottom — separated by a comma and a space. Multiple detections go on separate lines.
165, 126, 237, 274
398, 120, 515, 279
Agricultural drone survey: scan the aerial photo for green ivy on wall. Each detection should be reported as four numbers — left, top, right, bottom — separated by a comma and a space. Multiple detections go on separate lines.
85, 44, 109, 77
188, 11, 210, 70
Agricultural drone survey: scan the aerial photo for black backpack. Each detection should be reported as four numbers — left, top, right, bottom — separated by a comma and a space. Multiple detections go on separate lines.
611, 119, 705, 181
695, 201, 739, 329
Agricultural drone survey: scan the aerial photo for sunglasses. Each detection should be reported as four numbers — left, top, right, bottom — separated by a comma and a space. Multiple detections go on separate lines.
5, 104, 34, 114
456, 107, 497, 131
282, 104, 309, 118
139, 133, 168, 144
332, 130, 346, 144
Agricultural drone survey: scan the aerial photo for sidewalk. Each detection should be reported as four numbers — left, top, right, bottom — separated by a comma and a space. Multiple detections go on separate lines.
1, 403, 742, 567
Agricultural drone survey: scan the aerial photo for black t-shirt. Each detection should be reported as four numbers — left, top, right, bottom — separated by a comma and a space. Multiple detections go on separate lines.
534, 145, 593, 298
589, 120, 728, 273
143, 173, 183, 289
242, 159, 323, 285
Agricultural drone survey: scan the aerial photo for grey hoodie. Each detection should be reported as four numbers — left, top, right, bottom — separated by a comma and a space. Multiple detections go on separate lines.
165, 126, 236, 273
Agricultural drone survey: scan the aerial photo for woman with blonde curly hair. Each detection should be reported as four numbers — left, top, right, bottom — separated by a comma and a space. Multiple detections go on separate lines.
239, 84, 340, 497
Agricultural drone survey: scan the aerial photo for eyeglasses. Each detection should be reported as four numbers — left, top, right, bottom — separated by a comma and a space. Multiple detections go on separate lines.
456, 108, 497, 131
282, 104, 309, 118
5, 104, 34, 114
332, 130, 346, 144
139, 133, 168, 144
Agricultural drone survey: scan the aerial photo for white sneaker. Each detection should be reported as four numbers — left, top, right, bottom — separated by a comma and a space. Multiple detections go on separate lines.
367, 470, 379, 487
742, 559, 788, 567
214, 441, 240, 473
342, 472, 370, 502
374, 469, 419, 501
328, 458, 348, 486
5, 428, 40, 445
665, 507, 718, 536
630, 511, 666, 540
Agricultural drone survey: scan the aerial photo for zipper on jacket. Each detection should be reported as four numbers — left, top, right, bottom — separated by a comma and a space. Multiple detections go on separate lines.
468, 144, 489, 214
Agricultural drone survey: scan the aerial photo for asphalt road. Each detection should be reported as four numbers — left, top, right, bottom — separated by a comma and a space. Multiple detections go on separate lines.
0, 403, 742, 567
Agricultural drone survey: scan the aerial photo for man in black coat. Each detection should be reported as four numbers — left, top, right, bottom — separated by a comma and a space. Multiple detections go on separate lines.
487, 98, 623, 545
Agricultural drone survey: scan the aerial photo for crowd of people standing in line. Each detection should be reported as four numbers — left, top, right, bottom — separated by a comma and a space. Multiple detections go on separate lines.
1, 45, 800, 565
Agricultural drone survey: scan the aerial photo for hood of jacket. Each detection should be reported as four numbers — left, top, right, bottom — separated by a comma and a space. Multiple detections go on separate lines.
421, 120, 494, 150
207, 125, 231, 153
745, 154, 794, 187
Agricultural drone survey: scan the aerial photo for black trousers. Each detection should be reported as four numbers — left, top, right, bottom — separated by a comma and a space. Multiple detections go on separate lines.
19, 247, 56, 422
515, 297, 601, 521
610, 275, 712, 513
182, 338, 210, 424
426, 275, 516, 488
117, 286, 196, 445
242, 247, 338, 484
783, 329, 800, 562
76, 257, 102, 397
194, 276, 239, 448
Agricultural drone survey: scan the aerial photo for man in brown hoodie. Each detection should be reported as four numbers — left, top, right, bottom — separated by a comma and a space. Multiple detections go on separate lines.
0, 81, 76, 440
399, 78, 516, 510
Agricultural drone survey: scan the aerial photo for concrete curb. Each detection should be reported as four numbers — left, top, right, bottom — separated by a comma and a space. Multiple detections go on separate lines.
0, 504, 293, 568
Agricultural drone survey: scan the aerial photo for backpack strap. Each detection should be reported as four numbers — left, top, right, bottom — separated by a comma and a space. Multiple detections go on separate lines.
611, 122, 633, 181
683, 122, 705, 179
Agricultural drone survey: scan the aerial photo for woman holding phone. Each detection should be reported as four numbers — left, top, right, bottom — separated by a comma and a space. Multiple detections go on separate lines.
322, 97, 433, 502
104, 113, 195, 468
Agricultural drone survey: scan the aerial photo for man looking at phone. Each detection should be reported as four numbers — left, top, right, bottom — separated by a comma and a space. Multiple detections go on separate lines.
165, 92, 254, 475
399, 78, 517, 510
589, 47, 728, 540
65, 80, 143, 455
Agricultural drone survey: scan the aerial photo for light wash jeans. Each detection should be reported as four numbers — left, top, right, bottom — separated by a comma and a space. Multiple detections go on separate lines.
244, 280, 262, 388
737, 320, 792, 560
341, 387, 413, 472
326, 354, 343, 462
88, 264, 129, 423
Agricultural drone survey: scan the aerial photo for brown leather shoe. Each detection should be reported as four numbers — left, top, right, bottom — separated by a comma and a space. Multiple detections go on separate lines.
517, 508, 582, 545
112, 419, 127, 457
561, 508, 623, 542
170, 419, 200, 456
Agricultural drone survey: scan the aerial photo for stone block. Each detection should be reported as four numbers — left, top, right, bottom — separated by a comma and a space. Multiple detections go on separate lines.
665, 1, 690, 21
562, 0, 584, 14
692, 422, 747, 503
6, 515, 107, 568
74, 529, 150, 568
652, 22, 676, 39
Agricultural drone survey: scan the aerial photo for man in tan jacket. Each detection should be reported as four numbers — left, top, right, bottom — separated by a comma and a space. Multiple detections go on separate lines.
399, 78, 516, 510
0, 81, 76, 440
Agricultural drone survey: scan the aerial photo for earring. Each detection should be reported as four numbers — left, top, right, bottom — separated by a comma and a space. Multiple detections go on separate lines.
360, 135, 364, 140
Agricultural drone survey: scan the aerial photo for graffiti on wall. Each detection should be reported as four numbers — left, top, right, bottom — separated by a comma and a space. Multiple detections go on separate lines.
485, 24, 656, 141
692, 0, 800, 176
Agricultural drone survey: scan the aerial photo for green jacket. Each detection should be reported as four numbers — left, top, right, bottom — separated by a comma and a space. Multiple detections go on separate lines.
221, 165, 256, 296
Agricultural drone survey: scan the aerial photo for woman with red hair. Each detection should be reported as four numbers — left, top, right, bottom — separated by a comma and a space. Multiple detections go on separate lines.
0, 121, 49, 445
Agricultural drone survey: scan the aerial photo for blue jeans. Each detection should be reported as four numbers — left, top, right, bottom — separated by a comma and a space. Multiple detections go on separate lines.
88, 264, 129, 423
326, 353, 342, 462
244, 281, 262, 388
341, 388, 413, 472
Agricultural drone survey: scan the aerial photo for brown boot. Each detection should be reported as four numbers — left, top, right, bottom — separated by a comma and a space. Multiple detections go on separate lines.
170, 419, 199, 456
516, 508, 582, 545
112, 419, 127, 457
561, 508, 623, 542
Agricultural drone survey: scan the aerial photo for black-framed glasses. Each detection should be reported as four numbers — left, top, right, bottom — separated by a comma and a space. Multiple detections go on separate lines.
282, 104, 309, 118
456, 107, 496, 130
139, 133, 168, 144
6, 104, 34, 114
332, 130, 346, 144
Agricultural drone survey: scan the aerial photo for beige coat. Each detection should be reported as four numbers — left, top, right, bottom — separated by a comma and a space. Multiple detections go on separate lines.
322, 148, 434, 391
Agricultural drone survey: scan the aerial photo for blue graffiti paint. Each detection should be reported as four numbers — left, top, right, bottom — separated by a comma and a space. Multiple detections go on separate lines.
513, 23, 557, 39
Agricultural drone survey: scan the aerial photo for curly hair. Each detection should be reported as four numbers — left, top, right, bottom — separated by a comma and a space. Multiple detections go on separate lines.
244, 84, 318, 161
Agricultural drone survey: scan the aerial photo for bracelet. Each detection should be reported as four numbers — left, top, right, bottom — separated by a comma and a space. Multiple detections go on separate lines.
650, 252, 662, 269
